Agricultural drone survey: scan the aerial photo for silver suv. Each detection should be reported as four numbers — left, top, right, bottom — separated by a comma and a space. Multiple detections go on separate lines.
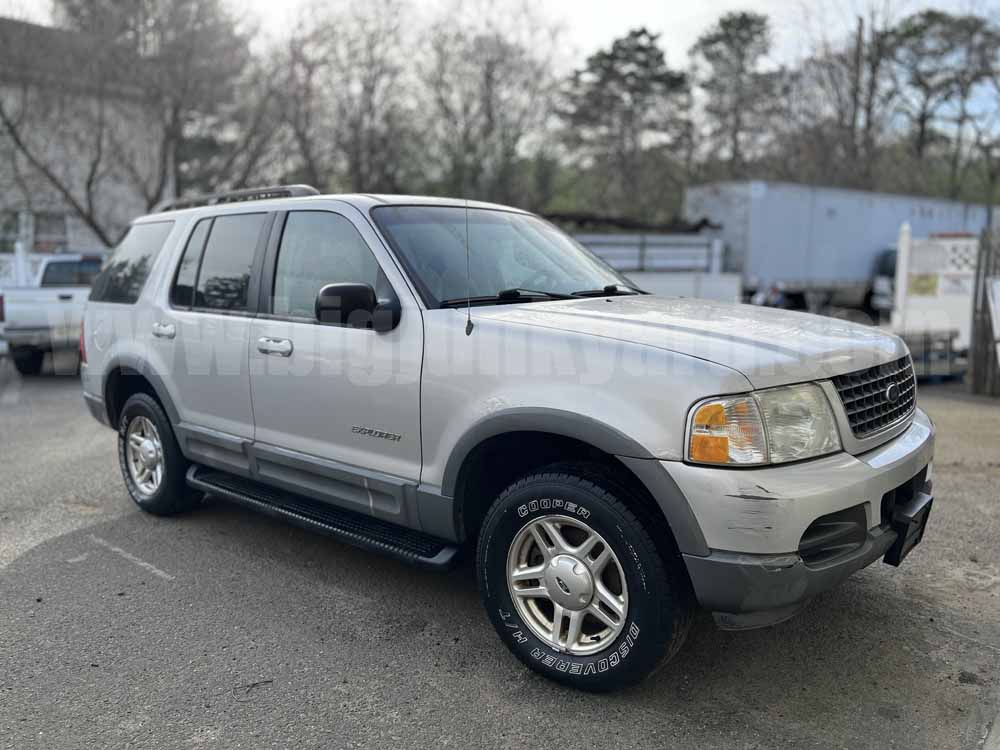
81, 186, 935, 691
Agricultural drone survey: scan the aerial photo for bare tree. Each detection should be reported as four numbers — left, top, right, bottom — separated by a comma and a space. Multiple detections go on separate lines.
766, 7, 898, 190
0, 23, 143, 245
178, 57, 288, 194
281, 0, 418, 193
284, 15, 332, 189
420, 0, 561, 204
0, 0, 259, 248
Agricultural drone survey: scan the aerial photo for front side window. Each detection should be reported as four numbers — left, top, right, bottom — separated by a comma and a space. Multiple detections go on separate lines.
195, 213, 266, 311
90, 221, 174, 304
371, 206, 629, 307
272, 211, 380, 318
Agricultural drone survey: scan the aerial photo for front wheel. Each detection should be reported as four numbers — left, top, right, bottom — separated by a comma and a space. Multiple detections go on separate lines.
476, 463, 693, 691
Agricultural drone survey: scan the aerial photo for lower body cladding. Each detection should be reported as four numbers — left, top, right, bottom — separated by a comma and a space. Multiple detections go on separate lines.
665, 408, 935, 630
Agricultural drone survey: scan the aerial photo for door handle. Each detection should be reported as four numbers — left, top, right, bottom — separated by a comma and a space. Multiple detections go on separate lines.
151, 322, 176, 339
257, 337, 293, 357
58, 294, 73, 301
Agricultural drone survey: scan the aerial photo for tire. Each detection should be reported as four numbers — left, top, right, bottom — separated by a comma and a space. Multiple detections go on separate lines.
12, 348, 44, 376
477, 462, 694, 692
117, 393, 201, 516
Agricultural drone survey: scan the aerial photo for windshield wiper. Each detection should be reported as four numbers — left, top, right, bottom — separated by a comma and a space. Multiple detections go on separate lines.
570, 284, 645, 297
497, 287, 573, 300
439, 288, 572, 308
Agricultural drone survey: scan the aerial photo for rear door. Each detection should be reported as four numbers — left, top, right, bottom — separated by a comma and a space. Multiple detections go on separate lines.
154, 211, 272, 475
247, 208, 423, 522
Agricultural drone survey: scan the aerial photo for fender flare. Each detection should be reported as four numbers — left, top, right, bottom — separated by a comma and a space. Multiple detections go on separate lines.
102, 354, 181, 427
440, 408, 653, 497
439, 408, 709, 556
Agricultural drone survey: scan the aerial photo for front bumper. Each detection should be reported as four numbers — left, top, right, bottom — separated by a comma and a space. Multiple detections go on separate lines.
669, 408, 934, 617
83, 390, 110, 426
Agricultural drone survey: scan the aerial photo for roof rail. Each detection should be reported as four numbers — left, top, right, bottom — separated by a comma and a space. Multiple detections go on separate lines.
153, 184, 320, 213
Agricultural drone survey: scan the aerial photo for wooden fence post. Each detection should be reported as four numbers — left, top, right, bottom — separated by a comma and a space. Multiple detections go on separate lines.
970, 229, 1000, 396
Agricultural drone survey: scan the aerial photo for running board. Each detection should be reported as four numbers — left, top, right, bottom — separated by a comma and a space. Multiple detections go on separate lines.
186, 466, 458, 570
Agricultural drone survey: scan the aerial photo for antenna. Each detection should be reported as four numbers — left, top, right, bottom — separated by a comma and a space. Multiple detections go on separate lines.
464, 199, 474, 336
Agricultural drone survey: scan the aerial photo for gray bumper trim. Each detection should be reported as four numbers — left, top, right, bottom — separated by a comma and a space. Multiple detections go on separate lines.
683, 525, 897, 614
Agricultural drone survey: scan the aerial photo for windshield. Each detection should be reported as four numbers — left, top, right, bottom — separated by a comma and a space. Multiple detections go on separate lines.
371, 206, 631, 307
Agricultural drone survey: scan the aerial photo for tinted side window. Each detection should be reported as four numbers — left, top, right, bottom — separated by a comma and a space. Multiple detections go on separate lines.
272, 212, 380, 318
195, 213, 266, 311
170, 219, 211, 308
40, 258, 102, 287
90, 221, 174, 304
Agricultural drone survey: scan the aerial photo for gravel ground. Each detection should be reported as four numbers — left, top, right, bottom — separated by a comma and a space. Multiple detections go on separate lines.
0, 354, 998, 749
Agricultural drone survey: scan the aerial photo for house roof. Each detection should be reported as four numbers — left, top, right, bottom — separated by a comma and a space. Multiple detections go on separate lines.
0, 16, 144, 98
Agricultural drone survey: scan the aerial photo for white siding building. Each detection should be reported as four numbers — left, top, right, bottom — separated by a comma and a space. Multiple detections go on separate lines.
0, 17, 172, 284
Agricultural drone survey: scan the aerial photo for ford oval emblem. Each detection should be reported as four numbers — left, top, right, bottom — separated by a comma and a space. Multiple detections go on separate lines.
884, 382, 900, 404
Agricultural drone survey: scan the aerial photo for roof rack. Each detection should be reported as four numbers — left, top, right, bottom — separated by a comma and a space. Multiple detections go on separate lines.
153, 184, 320, 213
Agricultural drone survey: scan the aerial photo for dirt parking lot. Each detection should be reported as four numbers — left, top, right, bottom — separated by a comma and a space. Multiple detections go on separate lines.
0, 357, 998, 749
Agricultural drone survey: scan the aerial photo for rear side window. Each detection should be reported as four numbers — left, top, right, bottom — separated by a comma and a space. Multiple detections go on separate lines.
194, 213, 266, 311
40, 258, 102, 287
170, 219, 211, 308
272, 211, 380, 318
90, 221, 174, 304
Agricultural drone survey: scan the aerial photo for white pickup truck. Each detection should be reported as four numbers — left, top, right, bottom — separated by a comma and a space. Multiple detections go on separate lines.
0, 254, 103, 375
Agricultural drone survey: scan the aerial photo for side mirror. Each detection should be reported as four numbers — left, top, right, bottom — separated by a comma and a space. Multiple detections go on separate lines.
315, 282, 400, 332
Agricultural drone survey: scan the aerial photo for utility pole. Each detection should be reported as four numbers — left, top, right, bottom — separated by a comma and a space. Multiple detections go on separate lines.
848, 15, 864, 163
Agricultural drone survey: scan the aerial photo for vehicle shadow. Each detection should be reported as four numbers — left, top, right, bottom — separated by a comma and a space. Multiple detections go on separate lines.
181, 496, 980, 726
5, 492, 990, 749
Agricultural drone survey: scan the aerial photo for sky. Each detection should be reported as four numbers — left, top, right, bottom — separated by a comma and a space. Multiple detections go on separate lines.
1, 0, 995, 69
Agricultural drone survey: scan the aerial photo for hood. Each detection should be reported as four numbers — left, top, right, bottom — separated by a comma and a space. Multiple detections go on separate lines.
474, 296, 907, 389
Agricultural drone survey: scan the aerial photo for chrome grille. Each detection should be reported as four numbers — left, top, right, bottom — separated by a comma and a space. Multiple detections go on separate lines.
831, 356, 916, 439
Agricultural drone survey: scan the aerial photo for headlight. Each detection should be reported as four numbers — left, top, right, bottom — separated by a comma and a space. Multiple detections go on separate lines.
687, 384, 841, 466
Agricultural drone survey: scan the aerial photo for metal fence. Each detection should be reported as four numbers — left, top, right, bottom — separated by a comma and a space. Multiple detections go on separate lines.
574, 233, 723, 273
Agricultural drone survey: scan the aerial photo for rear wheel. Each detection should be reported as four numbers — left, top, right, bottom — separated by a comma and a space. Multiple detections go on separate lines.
12, 347, 44, 376
477, 463, 693, 692
117, 393, 201, 515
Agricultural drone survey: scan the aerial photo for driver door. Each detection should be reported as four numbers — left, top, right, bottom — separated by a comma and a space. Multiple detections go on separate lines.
248, 208, 423, 522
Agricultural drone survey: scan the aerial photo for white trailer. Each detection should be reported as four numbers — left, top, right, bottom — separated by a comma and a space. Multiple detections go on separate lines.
685, 181, 993, 309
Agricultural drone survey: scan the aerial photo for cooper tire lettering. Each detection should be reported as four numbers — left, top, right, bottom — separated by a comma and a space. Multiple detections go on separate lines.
516, 499, 592, 520
478, 465, 693, 690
